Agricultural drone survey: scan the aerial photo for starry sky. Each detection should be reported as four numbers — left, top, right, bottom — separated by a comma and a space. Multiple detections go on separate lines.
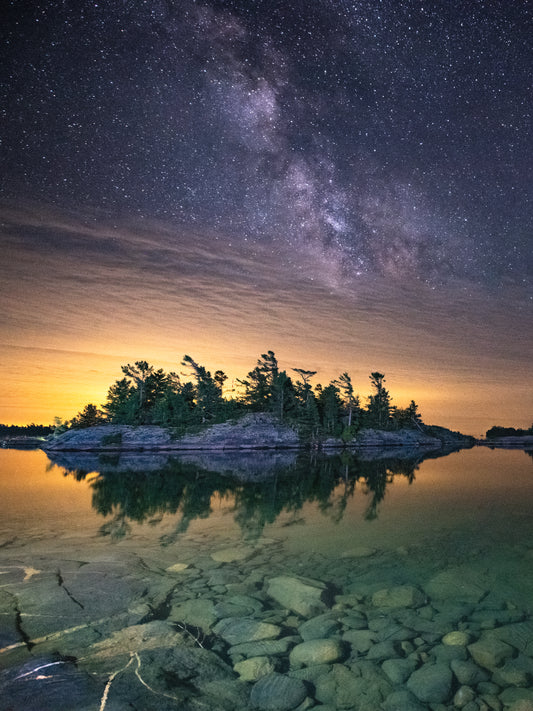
1, 0, 531, 434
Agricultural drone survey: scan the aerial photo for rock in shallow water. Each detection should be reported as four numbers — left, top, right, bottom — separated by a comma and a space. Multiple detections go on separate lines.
289, 638, 344, 668
214, 617, 281, 646
371, 585, 426, 609
250, 672, 307, 711
406, 662, 453, 703
266, 575, 330, 618
234, 655, 275, 681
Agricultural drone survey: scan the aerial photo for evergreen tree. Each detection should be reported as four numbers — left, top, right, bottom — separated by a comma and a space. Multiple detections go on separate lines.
334, 372, 360, 429
238, 350, 279, 411
317, 383, 343, 435
104, 377, 136, 423
367, 372, 391, 428
70, 403, 105, 429
181, 355, 225, 423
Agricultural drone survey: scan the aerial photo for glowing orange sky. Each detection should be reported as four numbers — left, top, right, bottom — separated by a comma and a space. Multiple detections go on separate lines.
1, 206, 531, 436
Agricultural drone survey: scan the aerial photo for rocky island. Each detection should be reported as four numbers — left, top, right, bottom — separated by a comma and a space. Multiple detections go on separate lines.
41, 413, 474, 453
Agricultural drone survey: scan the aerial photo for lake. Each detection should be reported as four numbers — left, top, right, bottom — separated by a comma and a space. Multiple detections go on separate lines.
1, 445, 532, 710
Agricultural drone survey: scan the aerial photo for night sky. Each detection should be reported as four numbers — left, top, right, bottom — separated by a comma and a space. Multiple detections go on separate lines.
1, 0, 531, 433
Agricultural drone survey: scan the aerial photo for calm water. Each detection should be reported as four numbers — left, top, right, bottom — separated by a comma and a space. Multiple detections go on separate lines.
1, 446, 532, 710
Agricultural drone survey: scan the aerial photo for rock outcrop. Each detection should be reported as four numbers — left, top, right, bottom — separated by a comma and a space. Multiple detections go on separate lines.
41, 415, 474, 453
42, 413, 300, 452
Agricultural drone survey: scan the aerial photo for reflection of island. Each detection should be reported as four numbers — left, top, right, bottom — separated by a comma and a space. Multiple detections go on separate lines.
46, 448, 456, 542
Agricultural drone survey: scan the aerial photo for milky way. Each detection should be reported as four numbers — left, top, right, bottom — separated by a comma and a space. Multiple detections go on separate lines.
2, 0, 531, 289
0, 1, 532, 430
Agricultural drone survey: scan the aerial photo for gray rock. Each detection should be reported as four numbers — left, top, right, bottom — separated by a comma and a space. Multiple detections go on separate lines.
371, 585, 426, 609
168, 598, 217, 632
43, 414, 301, 454
250, 672, 307, 711
381, 689, 429, 711
366, 640, 400, 661
424, 567, 487, 603
342, 628, 377, 653
500, 689, 533, 707
406, 662, 453, 703
491, 620, 533, 656
381, 657, 418, 684
266, 575, 330, 618
432, 643, 468, 664
234, 655, 276, 681
289, 639, 345, 668
339, 611, 367, 629
453, 685, 476, 708
0, 589, 22, 648
214, 617, 281, 646
298, 613, 339, 641
492, 654, 533, 687
450, 658, 489, 686
314, 663, 392, 710
467, 635, 515, 670
229, 637, 299, 659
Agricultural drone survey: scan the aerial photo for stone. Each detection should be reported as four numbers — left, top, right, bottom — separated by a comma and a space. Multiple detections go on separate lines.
381, 657, 418, 684
266, 576, 330, 618
424, 568, 487, 603
289, 639, 344, 668
234, 655, 276, 681
342, 629, 376, 653
168, 598, 217, 632
406, 663, 453, 703
214, 617, 281, 646
340, 546, 376, 558
339, 611, 367, 629
432, 643, 468, 664
250, 672, 307, 711
450, 658, 489, 686
442, 630, 470, 646
508, 702, 533, 711
78, 621, 186, 674
371, 585, 426, 609
492, 654, 533, 687
491, 620, 533, 656
166, 562, 189, 573
229, 638, 298, 659
211, 546, 254, 563
366, 640, 400, 661
214, 594, 263, 619
500, 689, 533, 707
298, 613, 340, 641
381, 689, 429, 711
453, 685, 476, 708
467, 636, 515, 670
314, 663, 392, 710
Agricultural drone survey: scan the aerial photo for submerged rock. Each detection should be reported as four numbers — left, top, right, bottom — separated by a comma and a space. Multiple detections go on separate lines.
371, 585, 426, 609
289, 638, 344, 668
406, 662, 453, 703
467, 635, 515, 670
424, 567, 487, 603
234, 655, 276, 681
250, 672, 307, 711
266, 575, 331, 618
214, 617, 281, 646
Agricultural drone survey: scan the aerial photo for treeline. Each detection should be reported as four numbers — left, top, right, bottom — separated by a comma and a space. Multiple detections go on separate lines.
0, 423, 54, 438
486, 425, 533, 439
65, 350, 423, 440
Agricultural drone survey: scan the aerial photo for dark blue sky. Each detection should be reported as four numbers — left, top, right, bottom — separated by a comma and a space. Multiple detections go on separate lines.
0, 0, 531, 429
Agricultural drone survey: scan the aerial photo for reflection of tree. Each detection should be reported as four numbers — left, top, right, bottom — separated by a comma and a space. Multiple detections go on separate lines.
56, 451, 424, 542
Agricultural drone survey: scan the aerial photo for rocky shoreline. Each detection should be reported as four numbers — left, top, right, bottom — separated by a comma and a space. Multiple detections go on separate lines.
41, 413, 475, 453
2, 535, 533, 710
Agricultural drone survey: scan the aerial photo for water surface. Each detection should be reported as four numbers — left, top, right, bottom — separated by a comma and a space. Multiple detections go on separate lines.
1, 446, 532, 710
